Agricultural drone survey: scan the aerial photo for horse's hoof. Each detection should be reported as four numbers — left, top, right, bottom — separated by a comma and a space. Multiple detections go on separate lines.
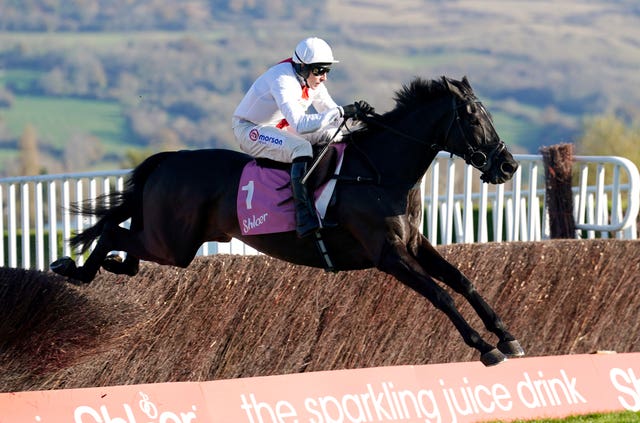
102, 254, 122, 273
50, 257, 92, 285
50, 257, 77, 277
498, 340, 525, 358
102, 254, 139, 276
480, 348, 507, 367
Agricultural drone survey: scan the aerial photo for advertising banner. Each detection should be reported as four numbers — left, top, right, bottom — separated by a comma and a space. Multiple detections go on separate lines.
2, 353, 639, 423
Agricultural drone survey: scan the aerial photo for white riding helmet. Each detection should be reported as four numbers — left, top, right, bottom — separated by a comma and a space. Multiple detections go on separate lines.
293, 37, 339, 64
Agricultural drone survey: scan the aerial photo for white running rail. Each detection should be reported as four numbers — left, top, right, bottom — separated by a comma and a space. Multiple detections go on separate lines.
0, 153, 638, 270
420, 153, 639, 245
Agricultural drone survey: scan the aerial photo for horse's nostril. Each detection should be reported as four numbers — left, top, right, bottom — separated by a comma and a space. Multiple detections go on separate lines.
500, 161, 517, 175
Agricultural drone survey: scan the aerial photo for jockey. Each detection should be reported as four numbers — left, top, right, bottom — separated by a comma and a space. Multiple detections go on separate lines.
232, 36, 374, 238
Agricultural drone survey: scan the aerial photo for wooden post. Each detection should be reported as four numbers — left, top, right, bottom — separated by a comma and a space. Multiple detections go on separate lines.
540, 143, 576, 238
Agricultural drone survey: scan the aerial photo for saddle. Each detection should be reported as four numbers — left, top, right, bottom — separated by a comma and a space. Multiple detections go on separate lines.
236, 143, 346, 236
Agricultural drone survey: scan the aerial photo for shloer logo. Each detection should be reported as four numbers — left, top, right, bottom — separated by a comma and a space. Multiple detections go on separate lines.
73, 391, 198, 423
243, 212, 269, 233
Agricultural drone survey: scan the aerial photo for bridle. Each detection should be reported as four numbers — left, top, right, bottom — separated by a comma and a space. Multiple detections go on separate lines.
440, 95, 506, 173
358, 83, 506, 174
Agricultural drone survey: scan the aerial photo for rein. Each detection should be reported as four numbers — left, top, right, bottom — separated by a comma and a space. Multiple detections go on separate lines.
360, 90, 506, 173
303, 81, 506, 190
361, 112, 434, 149
301, 120, 347, 185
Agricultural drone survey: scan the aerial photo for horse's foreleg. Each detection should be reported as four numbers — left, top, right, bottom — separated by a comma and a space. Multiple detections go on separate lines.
413, 237, 524, 359
378, 242, 506, 366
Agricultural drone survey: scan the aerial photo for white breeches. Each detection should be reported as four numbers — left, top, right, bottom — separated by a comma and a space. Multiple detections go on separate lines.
232, 117, 342, 163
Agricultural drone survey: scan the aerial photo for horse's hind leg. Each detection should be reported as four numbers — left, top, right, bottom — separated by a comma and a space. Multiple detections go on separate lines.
101, 217, 142, 276
101, 252, 139, 276
378, 242, 506, 366
414, 237, 524, 359
51, 222, 122, 283
96, 222, 199, 270
53, 223, 147, 283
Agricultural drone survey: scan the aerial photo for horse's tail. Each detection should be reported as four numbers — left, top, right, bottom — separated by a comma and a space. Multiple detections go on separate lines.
69, 151, 176, 253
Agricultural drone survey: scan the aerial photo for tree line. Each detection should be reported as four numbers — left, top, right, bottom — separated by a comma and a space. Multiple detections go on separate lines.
0, 35, 307, 174
1, 36, 254, 147
0, 28, 362, 175
0, 0, 322, 31
2, 33, 640, 176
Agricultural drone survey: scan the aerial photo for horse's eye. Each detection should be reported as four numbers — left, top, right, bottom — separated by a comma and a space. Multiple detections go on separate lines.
468, 115, 481, 126
466, 103, 477, 115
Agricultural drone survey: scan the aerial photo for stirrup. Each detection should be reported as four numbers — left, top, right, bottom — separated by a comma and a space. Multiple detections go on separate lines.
313, 231, 335, 272
293, 196, 320, 238
296, 217, 320, 238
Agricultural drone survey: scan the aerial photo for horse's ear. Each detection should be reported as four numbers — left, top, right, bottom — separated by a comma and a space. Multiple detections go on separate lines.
441, 76, 451, 90
462, 76, 471, 89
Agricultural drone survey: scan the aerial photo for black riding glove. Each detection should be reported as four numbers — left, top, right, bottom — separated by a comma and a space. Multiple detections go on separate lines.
341, 100, 375, 120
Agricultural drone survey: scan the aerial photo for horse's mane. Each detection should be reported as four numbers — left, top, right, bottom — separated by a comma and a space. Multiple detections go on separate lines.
346, 77, 456, 142
392, 77, 451, 115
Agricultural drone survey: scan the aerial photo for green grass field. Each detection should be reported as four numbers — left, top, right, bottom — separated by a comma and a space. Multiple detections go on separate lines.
0, 69, 41, 91
0, 30, 228, 53
2, 94, 130, 151
490, 411, 640, 422
1, 67, 131, 154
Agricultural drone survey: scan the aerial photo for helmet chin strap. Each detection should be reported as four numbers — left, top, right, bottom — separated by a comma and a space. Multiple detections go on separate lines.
292, 62, 310, 87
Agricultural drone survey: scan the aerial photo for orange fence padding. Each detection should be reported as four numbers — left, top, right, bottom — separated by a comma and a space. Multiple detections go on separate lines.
2, 353, 639, 423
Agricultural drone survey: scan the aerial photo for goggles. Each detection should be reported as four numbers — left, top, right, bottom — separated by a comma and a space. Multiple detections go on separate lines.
310, 65, 331, 76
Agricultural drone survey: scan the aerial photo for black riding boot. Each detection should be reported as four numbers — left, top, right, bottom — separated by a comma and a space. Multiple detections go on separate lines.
290, 158, 320, 238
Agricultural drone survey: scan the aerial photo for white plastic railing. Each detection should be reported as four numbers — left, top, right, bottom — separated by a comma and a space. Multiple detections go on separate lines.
0, 170, 128, 270
421, 153, 639, 244
0, 153, 638, 270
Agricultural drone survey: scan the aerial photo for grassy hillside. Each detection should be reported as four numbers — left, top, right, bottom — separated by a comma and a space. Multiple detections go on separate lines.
329, 0, 640, 135
3, 95, 126, 150
1, 0, 639, 173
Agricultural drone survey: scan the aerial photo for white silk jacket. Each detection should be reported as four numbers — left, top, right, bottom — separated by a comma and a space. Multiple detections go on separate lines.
233, 60, 342, 134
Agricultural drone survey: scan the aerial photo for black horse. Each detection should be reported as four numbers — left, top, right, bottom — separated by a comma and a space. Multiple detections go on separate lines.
51, 76, 524, 366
